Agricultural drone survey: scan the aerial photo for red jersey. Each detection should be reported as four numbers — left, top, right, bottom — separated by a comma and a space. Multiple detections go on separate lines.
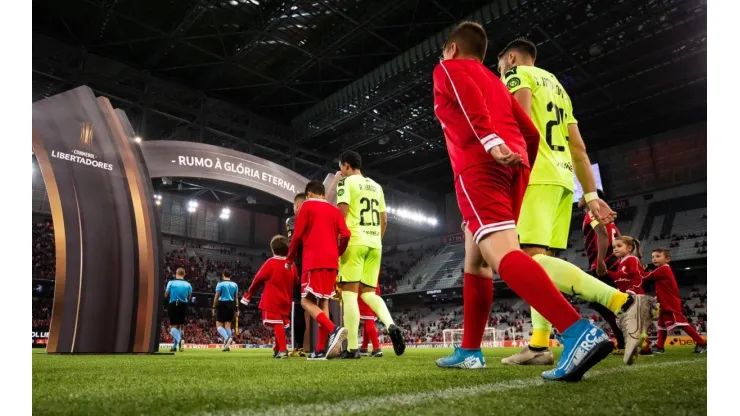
643, 264, 682, 313
432, 59, 540, 178
244, 256, 296, 316
582, 212, 621, 272
286, 198, 351, 271
607, 256, 644, 294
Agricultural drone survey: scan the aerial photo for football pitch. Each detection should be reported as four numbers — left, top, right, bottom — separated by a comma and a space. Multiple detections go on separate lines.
33, 346, 706, 415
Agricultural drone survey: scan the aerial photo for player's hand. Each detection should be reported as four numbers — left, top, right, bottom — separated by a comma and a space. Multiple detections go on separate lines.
596, 261, 607, 276
489, 144, 522, 166
587, 198, 617, 225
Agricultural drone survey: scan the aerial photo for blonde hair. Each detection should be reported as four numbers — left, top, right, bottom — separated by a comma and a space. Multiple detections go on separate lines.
615, 236, 642, 259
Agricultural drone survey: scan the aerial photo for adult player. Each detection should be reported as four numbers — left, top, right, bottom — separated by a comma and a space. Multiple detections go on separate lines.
287, 181, 351, 359
580, 191, 626, 354
336, 150, 405, 358
213, 270, 238, 352
432, 21, 612, 381
497, 37, 653, 366
286, 193, 310, 357
165, 268, 192, 352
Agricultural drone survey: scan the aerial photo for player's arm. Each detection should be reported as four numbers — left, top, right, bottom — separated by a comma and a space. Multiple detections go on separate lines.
164, 281, 171, 300
212, 284, 221, 309
591, 218, 609, 275
434, 64, 506, 154
503, 67, 534, 117
244, 262, 270, 302
511, 97, 540, 167
336, 178, 350, 217
286, 208, 308, 264
336, 209, 351, 256
378, 188, 388, 238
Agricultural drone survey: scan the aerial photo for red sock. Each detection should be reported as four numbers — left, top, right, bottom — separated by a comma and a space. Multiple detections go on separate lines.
361, 322, 370, 350
317, 326, 327, 351
274, 324, 287, 352
316, 312, 336, 332
498, 251, 580, 333
657, 329, 667, 349
365, 319, 380, 350
681, 325, 706, 345
461, 273, 493, 349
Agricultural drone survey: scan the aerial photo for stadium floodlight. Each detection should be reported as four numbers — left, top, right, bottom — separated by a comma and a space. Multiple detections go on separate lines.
230, 0, 238, 5
153, 194, 162, 206
134, 136, 142, 143
250, 0, 260, 5
187, 200, 198, 213
219, 208, 231, 220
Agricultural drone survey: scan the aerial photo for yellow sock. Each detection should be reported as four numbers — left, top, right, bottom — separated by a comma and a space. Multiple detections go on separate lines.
530, 309, 553, 348
360, 291, 395, 328
606, 291, 629, 314
533, 254, 619, 308
341, 291, 360, 350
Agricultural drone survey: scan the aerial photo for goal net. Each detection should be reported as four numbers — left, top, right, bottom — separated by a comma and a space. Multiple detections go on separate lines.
442, 328, 506, 348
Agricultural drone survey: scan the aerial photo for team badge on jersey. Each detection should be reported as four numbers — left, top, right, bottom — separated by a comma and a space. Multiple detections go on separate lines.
507, 77, 521, 89
338, 189, 344, 196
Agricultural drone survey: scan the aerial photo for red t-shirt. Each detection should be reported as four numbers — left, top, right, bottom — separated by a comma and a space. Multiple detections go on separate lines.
432, 58, 540, 178
286, 199, 351, 271
244, 256, 296, 316
607, 255, 644, 294
643, 264, 682, 313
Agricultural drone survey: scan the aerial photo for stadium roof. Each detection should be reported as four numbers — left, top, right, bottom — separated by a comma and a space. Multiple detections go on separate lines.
33, 0, 706, 199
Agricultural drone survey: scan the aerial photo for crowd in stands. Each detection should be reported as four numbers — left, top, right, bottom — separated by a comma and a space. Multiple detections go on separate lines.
32, 221, 55, 280
159, 308, 274, 345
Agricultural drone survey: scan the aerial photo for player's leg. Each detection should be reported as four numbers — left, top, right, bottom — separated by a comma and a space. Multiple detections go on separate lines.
303, 310, 311, 354
273, 323, 288, 358
365, 320, 382, 357
360, 249, 404, 356
487, 165, 613, 380
436, 225, 491, 369
339, 246, 364, 355
360, 319, 370, 355
673, 314, 707, 352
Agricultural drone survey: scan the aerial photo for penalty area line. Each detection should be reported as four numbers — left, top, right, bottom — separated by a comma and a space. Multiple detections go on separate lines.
201, 358, 706, 416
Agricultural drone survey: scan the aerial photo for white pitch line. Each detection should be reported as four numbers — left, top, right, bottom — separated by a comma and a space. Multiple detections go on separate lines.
200, 359, 706, 416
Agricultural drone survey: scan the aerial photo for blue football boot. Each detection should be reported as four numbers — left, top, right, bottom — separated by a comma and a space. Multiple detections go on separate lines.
436, 346, 486, 369
542, 319, 613, 382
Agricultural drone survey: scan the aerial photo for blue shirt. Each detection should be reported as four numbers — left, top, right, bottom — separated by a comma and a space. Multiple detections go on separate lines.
216, 280, 238, 302
166, 279, 192, 303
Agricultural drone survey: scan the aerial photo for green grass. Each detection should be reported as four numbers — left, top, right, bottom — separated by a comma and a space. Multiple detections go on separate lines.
33, 346, 706, 415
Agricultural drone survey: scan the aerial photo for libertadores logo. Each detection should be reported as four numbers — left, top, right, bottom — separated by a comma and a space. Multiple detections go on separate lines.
79, 122, 94, 149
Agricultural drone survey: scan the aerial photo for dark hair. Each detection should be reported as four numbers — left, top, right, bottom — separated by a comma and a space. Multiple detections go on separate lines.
222, 270, 232, 278
339, 150, 362, 170
305, 180, 325, 196
497, 37, 537, 61
176, 268, 186, 277
615, 236, 642, 259
294, 192, 306, 202
270, 235, 289, 256
652, 248, 672, 260
444, 21, 488, 61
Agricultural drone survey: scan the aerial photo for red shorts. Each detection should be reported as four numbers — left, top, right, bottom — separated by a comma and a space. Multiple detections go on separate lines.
301, 269, 337, 299
657, 309, 689, 331
455, 162, 530, 244
359, 297, 376, 321
262, 311, 290, 329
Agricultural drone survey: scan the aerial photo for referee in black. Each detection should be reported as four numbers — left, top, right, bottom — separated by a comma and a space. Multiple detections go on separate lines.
287, 192, 310, 356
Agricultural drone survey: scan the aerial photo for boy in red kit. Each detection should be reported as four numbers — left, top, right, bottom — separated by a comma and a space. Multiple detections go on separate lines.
432, 21, 613, 381
241, 235, 296, 359
358, 284, 382, 357
644, 248, 707, 354
286, 180, 351, 360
